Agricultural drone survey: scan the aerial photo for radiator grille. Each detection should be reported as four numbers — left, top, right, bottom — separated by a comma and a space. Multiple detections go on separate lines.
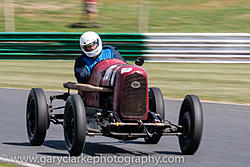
121, 73, 147, 120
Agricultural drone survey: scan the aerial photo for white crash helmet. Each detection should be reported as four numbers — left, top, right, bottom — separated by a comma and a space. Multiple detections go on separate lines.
80, 31, 102, 58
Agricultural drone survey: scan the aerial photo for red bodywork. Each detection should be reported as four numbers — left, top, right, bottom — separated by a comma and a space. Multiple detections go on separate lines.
79, 59, 148, 121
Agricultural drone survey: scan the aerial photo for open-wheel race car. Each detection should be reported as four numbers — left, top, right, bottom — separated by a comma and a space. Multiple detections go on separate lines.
26, 58, 203, 156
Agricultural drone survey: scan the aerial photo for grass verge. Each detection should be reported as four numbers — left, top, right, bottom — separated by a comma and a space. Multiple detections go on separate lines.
0, 162, 20, 167
0, 0, 250, 32
0, 60, 250, 104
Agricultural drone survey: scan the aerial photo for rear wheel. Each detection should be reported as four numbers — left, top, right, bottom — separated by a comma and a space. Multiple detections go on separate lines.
178, 95, 203, 155
64, 94, 86, 156
26, 88, 48, 146
144, 127, 162, 144
149, 87, 165, 121
144, 87, 165, 144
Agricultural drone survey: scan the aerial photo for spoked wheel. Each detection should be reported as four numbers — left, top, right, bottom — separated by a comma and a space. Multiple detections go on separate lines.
26, 88, 48, 146
178, 95, 203, 155
64, 94, 86, 156
144, 87, 165, 144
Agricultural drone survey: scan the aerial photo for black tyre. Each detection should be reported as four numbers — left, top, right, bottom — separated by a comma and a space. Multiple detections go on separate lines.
144, 127, 162, 144
149, 87, 165, 121
178, 95, 203, 155
144, 87, 165, 144
64, 94, 86, 156
26, 88, 48, 146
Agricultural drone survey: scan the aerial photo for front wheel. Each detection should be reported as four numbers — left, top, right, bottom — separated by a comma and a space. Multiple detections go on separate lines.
64, 94, 87, 156
178, 95, 203, 155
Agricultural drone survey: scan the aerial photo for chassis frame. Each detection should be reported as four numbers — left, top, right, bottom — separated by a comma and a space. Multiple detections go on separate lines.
48, 88, 182, 139
26, 83, 203, 156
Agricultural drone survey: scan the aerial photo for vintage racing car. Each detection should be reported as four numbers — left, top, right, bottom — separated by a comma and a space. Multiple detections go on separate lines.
26, 57, 203, 156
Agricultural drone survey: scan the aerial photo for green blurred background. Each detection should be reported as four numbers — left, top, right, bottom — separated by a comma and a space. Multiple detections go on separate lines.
1, 0, 250, 32
0, 0, 250, 104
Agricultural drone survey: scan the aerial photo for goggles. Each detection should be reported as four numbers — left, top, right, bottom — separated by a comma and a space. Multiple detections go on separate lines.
82, 39, 99, 52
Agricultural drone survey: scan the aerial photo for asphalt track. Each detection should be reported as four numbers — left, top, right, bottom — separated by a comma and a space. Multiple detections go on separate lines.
0, 88, 250, 167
